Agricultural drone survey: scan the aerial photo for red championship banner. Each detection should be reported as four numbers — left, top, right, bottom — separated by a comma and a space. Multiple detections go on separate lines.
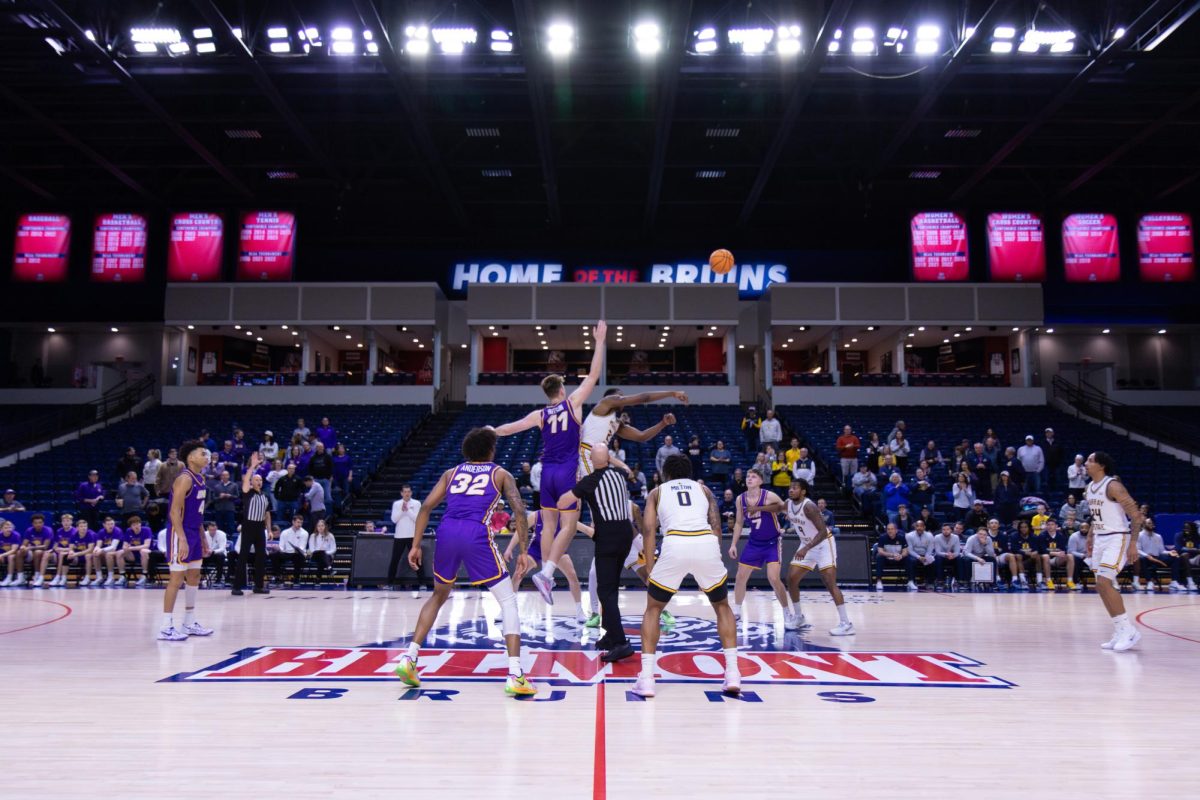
91, 213, 147, 282
1062, 213, 1120, 282
911, 211, 969, 281
168, 212, 224, 282
13, 213, 70, 282
1137, 213, 1194, 283
987, 212, 1045, 282
237, 211, 296, 281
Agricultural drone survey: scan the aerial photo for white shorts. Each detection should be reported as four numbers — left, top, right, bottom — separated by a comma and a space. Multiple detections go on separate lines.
624, 534, 645, 570
791, 538, 837, 571
169, 560, 203, 573
1092, 533, 1131, 582
648, 534, 727, 595
577, 445, 595, 480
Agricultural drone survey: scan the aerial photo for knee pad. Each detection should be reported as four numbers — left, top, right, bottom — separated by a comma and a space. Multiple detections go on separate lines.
488, 579, 520, 637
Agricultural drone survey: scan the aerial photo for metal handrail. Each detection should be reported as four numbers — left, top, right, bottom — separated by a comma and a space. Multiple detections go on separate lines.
0, 374, 157, 458
1051, 375, 1200, 455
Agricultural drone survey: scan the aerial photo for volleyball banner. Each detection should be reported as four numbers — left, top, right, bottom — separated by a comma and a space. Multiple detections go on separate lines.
1137, 213, 1194, 283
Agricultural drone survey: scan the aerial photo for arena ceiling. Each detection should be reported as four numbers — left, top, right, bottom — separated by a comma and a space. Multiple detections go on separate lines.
2, 0, 1199, 247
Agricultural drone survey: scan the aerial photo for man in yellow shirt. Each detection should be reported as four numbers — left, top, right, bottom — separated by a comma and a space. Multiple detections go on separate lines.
784, 437, 803, 471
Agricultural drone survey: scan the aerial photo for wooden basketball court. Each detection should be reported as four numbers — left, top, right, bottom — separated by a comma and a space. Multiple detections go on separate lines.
3, 587, 1197, 799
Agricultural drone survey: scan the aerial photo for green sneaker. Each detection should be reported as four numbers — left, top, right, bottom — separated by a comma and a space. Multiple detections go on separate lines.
584, 613, 602, 628
394, 656, 421, 688
505, 672, 538, 697
660, 609, 675, 626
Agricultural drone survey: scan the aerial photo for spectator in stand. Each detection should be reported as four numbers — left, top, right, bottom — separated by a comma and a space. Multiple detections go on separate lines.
770, 450, 792, 492
791, 447, 815, 484
1040, 518, 1071, 590
1168, 520, 1199, 592
951, 473, 975, 522
727, 468, 747, 496
315, 417, 337, 452
919, 440, 944, 470
201, 451, 221, 485
303, 476, 326, 526
836, 425, 861, 485
1016, 435, 1045, 494
719, 489, 738, 531
274, 515, 309, 587
1061, 509, 1081, 535
308, 442, 335, 507
626, 463, 647, 499
968, 443, 993, 501
143, 502, 164, 538
1135, 519, 1173, 593
515, 462, 533, 501
1067, 454, 1087, 490
530, 460, 542, 508
759, 409, 782, 453
998, 447, 1026, 488
293, 418, 311, 442
1059, 493, 1089, 524
908, 468, 933, 516
784, 437, 803, 471
1067, 521, 1091, 589
887, 419, 907, 444
259, 431, 279, 462
893, 504, 915, 535
232, 429, 250, 467
116, 447, 141, 481
993, 471, 1021, 525
1042, 428, 1063, 490
963, 499, 989, 532
864, 432, 883, 473
888, 430, 911, 474
265, 458, 286, 500
155, 449, 181, 498
203, 521, 228, 586
816, 498, 839, 535
982, 436, 1001, 477
389, 485, 429, 594
851, 464, 879, 517
217, 440, 240, 479
208, 470, 240, 538
273, 463, 304, 522
883, 472, 910, 524
115, 471, 148, 524
198, 429, 217, 451
74, 469, 104, 526
962, 526, 997, 583
686, 436, 705, 480
1008, 519, 1045, 590
874, 522, 908, 591
709, 440, 732, 480
740, 406, 761, 451
121, 516, 153, 587
931, 522, 962, 591
1031, 503, 1051, 533
750, 452, 772, 483
309, 519, 337, 584
905, 520, 935, 590
917, 506, 939, 533
877, 452, 900, 485
0, 488, 24, 512
655, 435, 681, 479
142, 449, 162, 498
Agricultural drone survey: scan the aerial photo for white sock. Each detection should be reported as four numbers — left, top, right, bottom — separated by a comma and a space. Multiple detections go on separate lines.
723, 648, 739, 674
539, 561, 557, 579
405, 642, 420, 660
837, 604, 849, 623
1036, 572, 1044, 582
641, 652, 657, 679
1112, 613, 1129, 631
587, 560, 599, 614
162, 613, 173, 629
576, 602, 586, 618
784, 598, 795, 615
508, 656, 523, 676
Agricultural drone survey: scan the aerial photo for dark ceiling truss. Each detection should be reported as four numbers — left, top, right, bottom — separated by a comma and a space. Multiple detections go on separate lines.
512, 0, 561, 228
0, 163, 55, 201
642, 0, 692, 233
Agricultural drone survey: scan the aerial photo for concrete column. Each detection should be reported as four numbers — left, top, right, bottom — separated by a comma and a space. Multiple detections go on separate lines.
828, 330, 840, 385
895, 338, 907, 386
433, 329, 443, 390
177, 331, 187, 387
1018, 332, 1032, 388
730, 330, 741, 389
300, 331, 310, 382
366, 329, 378, 384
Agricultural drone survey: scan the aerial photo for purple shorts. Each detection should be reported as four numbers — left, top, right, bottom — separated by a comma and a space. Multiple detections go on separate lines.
433, 518, 507, 587
168, 530, 203, 566
540, 461, 578, 512
527, 532, 542, 563
739, 538, 781, 569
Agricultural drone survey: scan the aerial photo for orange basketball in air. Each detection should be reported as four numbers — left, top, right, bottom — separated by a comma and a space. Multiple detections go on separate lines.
709, 248, 734, 274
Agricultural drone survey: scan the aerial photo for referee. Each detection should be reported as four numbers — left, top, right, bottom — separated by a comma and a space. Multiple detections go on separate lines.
557, 443, 636, 662
232, 452, 273, 596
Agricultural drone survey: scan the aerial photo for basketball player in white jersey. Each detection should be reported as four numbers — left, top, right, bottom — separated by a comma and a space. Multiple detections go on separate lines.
1084, 452, 1144, 652
786, 478, 855, 636
578, 388, 687, 476
634, 455, 740, 697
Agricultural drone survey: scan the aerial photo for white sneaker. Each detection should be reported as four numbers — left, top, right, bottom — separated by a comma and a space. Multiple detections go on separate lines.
1189, 580, 1198, 592
1143, 583, 1154, 593
32, 574, 44, 587
103, 575, 115, 586
906, 581, 918, 592
530, 571, 555, 605
14, 575, 26, 586
113, 575, 125, 587
731, 604, 742, 621
722, 671, 741, 695
631, 675, 656, 698
182, 621, 213, 636
157, 626, 188, 641
1100, 632, 1119, 650
0, 575, 11, 587
79, 576, 91, 587
830, 621, 856, 636
136, 576, 147, 587
783, 612, 800, 631
410, 589, 420, 599
1130, 580, 1142, 592
575, 609, 589, 624
874, 580, 883, 591
1112, 628, 1141, 652
1169, 581, 1184, 593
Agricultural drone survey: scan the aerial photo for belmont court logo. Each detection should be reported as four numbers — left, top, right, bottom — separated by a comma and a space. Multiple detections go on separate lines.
161, 615, 1014, 692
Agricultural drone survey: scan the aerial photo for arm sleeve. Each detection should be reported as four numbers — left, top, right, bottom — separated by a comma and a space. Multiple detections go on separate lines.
571, 471, 603, 503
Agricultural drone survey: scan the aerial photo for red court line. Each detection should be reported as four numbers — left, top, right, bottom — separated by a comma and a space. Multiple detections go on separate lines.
593, 681, 606, 800
1135, 604, 1200, 646
0, 598, 72, 636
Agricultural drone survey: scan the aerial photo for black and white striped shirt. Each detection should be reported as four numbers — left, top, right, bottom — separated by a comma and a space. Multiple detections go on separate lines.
243, 489, 270, 522
573, 467, 631, 525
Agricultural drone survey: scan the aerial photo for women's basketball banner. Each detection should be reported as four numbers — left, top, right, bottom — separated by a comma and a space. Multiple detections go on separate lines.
237, 211, 295, 281
987, 212, 1045, 282
91, 212, 147, 282
168, 212, 224, 282
1137, 213, 1194, 282
911, 212, 969, 281
12, 213, 70, 282
1062, 213, 1120, 282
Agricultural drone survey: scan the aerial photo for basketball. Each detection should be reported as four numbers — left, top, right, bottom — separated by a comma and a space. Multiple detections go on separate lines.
709, 248, 734, 274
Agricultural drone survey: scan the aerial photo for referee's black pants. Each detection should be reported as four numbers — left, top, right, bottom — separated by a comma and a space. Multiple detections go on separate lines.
593, 522, 634, 645
233, 520, 267, 591
388, 538, 430, 589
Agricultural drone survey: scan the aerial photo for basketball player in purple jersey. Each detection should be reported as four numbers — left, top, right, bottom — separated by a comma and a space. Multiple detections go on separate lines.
503, 509, 589, 617
490, 320, 607, 605
727, 470, 795, 625
158, 441, 214, 641
395, 427, 538, 697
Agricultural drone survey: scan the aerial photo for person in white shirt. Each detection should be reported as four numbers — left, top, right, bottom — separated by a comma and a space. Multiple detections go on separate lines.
1066, 454, 1087, 490
1135, 519, 1174, 593
388, 485, 429, 594
142, 449, 163, 498
529, 461, 542, 507
258, 430, 280, 461
904, 520, 936, 591
273, 516, 309, 587
202, 521, 229, 586
758, 409, 783, 452
308, 519, 337, 584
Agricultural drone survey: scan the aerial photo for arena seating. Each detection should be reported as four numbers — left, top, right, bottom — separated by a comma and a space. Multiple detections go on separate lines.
476, 372, 728, 385
777, 405, 1200, 513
